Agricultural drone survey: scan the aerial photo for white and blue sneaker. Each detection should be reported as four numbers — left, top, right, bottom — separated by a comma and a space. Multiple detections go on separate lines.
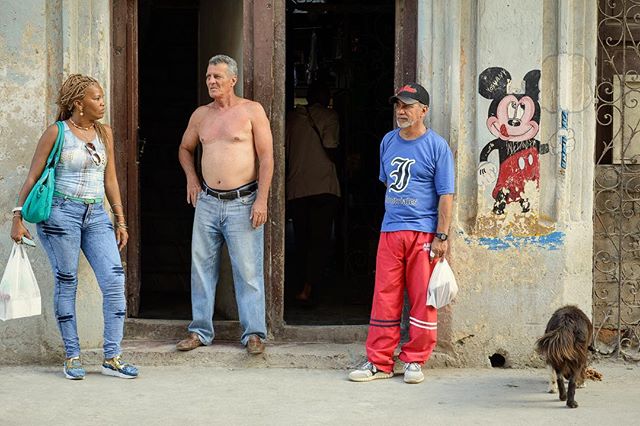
63, 357, 85, 380
348, 361, 393, 382
101, 355, 139, 379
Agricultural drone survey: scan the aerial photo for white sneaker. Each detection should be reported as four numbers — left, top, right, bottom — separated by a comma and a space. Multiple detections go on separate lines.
348, 361, 393, 382
403, 362, 424, 384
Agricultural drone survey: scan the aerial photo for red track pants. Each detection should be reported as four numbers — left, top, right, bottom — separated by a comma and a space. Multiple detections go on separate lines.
366, 231, 438, 372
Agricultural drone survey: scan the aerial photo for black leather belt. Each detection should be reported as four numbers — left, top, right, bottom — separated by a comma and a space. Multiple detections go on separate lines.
203, 181, 258, 200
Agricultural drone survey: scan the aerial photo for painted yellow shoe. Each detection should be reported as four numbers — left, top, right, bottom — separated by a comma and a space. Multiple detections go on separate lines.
101, 355, 139, 379
63, 357, 85, 380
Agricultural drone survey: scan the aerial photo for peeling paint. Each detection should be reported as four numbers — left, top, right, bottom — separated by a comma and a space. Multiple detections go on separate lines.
472, 209, 556, 237
465, 231, 565, 251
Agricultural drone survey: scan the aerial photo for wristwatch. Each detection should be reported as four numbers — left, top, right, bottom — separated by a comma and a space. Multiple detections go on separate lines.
435, 232, 448, 241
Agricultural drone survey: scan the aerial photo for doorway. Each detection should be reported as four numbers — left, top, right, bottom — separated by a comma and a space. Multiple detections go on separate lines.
284, 0, 396, 325
136, 0, 244, 320
136, 0, 197, 319
112, 0, 416, 340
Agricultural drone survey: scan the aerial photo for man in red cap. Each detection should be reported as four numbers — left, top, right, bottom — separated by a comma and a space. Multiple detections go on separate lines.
349, 82, 454, 384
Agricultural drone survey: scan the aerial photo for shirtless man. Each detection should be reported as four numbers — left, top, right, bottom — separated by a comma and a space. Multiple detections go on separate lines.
176, 55, 274, 354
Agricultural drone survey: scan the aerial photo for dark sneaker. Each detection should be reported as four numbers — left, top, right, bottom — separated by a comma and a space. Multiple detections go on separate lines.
101, 355, 139, 379
348, 361, 393, 382
403, 362, 424, 384
63, 357, 85, 380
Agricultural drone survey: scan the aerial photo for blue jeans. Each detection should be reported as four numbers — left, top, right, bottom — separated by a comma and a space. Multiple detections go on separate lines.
37, 196, 126, 359
188, 190, 266, 346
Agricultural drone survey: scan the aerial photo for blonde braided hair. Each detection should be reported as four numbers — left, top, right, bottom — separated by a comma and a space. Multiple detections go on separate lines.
55, 74, 109, 147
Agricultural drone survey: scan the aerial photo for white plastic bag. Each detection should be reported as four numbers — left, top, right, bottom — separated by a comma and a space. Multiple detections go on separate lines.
427, 258, 458, 308
0, 243, 41, 321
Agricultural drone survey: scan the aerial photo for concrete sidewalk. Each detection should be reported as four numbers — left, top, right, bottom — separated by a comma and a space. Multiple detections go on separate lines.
0, 360, 638, 425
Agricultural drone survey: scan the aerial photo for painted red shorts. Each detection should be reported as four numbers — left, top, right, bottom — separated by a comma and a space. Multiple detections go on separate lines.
492, 147, 540, 203
366, 230, 438, 372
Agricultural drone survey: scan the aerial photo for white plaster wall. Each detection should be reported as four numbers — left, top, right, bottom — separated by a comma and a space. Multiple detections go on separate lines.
418, 0, 597, 367
0, 0, 111, 363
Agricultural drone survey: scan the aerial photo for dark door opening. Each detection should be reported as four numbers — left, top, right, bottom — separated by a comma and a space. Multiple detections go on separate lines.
137, 0, 244, 321
137, 0, 199, 319
284, 0, 395, 325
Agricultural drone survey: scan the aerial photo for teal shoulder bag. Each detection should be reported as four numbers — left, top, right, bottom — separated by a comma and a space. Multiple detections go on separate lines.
22, 121, 65, 223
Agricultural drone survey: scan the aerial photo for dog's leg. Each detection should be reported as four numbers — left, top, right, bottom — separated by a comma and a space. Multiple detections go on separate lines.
566, 375, 578, 408
555, 369, 567, 401
547, 365, 558, 393
577, 367, 586, 389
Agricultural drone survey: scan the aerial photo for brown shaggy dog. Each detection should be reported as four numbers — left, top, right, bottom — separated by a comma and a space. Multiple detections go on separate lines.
535, 305, 593, 408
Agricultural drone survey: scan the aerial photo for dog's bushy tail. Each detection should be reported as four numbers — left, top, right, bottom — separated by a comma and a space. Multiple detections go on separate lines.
536, 327, 587, 379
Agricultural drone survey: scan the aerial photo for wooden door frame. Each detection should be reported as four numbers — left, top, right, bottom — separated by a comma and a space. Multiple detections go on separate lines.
394, 0, 418, 91
112, 0, 140, 316
242, 0, 287, 336
111, 0, 417, 341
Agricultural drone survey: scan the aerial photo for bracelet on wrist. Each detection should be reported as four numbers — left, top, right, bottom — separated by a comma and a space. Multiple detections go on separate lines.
12, 206, 23, 213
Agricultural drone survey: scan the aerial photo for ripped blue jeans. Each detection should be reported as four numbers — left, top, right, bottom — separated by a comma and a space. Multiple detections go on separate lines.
37, 196, 126, 359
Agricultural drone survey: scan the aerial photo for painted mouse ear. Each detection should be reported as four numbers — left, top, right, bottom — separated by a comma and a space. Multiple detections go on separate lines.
523, 69, 541, 101
478, 67, 511, 100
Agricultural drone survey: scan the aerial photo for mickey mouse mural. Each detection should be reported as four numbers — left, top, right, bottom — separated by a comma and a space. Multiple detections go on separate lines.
477, 67, 549, 215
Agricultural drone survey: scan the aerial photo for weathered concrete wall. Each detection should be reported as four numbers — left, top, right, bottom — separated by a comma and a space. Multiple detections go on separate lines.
418, 0, 597, 367
0, 0, 111, 363
1, 0, 598, 367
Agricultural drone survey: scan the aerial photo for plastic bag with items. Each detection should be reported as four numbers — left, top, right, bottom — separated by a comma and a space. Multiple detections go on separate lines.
426, 258, 458, 309
0, 243, 41, 321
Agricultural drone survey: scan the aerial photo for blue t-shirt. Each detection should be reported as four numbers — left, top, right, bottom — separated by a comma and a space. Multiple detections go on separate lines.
379, 128, 455, 233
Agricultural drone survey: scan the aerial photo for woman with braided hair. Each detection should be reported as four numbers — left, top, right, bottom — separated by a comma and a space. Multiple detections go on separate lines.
10, 74, 138, 380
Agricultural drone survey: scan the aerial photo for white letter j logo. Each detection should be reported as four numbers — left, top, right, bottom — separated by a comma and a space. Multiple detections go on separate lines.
389, 157, 415, 193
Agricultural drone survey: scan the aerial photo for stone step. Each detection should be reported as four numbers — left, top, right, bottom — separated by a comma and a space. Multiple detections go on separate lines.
124, 318, 370, 343
84, 340, 364, 370
83, 340, 456, 371
124, 318, 242, 341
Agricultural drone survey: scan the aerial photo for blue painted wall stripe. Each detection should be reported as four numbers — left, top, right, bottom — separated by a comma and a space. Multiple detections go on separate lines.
466, 231, 565, 251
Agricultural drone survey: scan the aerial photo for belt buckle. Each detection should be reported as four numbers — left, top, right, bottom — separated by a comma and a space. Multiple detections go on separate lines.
215, 190, 230, 200
221, 191, 237, 200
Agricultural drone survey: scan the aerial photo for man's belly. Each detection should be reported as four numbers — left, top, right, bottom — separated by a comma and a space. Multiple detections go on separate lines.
201, 149, 257, 190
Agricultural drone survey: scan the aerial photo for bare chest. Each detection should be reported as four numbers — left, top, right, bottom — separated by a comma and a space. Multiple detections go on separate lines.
198, 110, 253, 146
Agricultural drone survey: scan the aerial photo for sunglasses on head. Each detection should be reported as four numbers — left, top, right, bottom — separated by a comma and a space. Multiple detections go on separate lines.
85, 142, 103, 166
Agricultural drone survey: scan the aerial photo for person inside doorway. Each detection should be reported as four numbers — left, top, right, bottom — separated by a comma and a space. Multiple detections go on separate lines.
176, 55, 274, 355
348, 83, 454, 384
286, 81, 341, 304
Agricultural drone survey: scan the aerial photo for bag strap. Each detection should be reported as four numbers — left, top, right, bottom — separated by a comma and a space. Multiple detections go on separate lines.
305, 106, 324, 143
305, 106, 335, 161
45, 121, 65, 169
